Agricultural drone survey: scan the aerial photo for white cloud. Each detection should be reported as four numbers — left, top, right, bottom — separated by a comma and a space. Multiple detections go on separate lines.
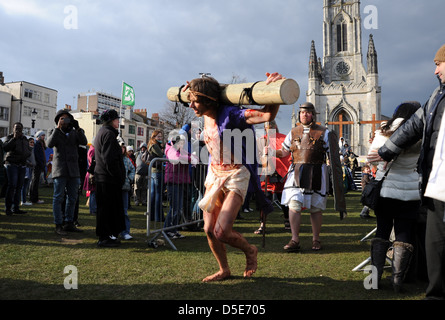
0, 0, 51, 19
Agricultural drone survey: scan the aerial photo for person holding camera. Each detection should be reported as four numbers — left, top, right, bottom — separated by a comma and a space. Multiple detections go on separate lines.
47, 109, 87, 235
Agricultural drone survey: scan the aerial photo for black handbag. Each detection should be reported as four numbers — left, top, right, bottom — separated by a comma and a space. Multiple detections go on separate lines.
360, 166, 391, 210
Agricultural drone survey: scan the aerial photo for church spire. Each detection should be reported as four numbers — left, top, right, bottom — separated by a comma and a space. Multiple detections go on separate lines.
367, 34, 378, 74
309, 40, 322, 81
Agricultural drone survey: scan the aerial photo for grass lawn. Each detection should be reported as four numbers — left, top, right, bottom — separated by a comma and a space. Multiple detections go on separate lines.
0, 186, 428, 301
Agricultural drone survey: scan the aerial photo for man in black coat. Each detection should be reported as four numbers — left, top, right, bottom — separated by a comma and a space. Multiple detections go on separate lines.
93, 109, 126, 247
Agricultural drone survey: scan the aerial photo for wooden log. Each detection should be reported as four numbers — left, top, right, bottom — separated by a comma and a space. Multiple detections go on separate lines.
167, 78, 300, 106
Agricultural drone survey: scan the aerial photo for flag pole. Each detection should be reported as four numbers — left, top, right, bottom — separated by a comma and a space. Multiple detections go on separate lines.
120, 81, 124, 137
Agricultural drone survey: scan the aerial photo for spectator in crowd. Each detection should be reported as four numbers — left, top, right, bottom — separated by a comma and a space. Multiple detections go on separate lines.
94, 109, 126, 247
359, 165, 374, 219
47, 109, 87, 235
164, 134, 195, 239
367, 101, 422, 292
3, 123, 31, 215
373, 45, 445, 300
21, 137, 35, 206
126, 145, 136, 209
256, 120, 291, 233
29, 130, 46, 204
134, 143, 149, 206
83, 138, 96, 216
148, 130, 165, 222
118, 137, 135, 240
126, 146, 136, 166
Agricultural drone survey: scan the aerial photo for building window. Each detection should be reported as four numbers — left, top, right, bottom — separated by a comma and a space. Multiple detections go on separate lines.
24, 88, 42, 101
336, 18, 348, 52
0, 107, 9, 121
137, 127, 144, 136
23, 106, 32, 117
43, 110, 49, 120
0, 127, 8, 137
129, 125, 136, 134
128, 139, 135, 148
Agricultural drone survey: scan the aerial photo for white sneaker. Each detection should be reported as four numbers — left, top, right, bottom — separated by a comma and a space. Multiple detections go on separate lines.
173, 232, 185, 239
122, 234, 133, 240
34, 200, 44, 204
243, 208, 250, 213
22, 202, 32, 206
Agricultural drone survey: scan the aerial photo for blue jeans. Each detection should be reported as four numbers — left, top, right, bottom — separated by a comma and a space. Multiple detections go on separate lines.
121, 191, 131, 236
89, 191, 97, 214
21, 178, 31, 203
53, 177, 80, 225
164, 184, 183, 232
150, 171, 163, 222
5, 164, 26, 212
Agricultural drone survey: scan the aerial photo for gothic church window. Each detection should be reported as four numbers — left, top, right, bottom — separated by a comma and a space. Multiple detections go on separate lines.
336, 17, 348, 52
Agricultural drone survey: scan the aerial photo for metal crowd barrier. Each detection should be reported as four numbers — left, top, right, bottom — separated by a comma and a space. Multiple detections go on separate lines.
145, 158, 207, 250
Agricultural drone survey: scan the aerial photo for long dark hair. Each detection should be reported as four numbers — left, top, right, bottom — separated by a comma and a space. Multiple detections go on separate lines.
380, 101, 420, 137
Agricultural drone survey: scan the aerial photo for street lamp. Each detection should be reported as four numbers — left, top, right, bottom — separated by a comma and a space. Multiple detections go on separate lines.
31, 108, 38, 135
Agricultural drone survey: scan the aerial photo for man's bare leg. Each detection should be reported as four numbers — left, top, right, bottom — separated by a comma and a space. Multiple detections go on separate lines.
289, 209, 302, 244
202, 205, 231, 282
310, 210, 323, 250
203, 191, 258, 281
215, 191, 258, 278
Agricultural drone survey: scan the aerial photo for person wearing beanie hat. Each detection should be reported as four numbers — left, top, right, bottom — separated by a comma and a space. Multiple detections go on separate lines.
35, 131, 45, 139
373, 44, 445, 299
434, 44, 445, 84
434, 44, 445, 63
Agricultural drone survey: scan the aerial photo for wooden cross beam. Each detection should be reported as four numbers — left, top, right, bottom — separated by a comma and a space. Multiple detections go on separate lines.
327, 114, 354, 138
360, 114, 386, 138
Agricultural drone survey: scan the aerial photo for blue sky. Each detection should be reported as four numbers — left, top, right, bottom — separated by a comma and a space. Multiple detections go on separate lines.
0, 0, 443, 134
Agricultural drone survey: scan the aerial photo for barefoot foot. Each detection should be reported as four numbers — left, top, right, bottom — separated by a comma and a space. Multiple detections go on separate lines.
243, 245, 258, 278
202, 270, 231, 282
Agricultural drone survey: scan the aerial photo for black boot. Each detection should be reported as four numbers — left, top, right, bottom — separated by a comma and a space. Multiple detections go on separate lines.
55, 224, 67, 236
63, 221, 83, 233
370, 238, 391, 288
392, 241, 414, 293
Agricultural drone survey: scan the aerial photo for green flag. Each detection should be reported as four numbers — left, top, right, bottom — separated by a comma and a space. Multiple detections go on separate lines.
122, 82, 135, 106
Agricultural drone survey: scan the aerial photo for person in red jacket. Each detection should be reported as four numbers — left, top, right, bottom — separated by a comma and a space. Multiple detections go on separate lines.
255, 120, 291, 234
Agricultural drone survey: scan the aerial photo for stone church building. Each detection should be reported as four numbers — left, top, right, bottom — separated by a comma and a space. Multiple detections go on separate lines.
292, 0, 382, 156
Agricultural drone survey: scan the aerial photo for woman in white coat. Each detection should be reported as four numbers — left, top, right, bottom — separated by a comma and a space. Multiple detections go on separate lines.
367, 101, 422, 293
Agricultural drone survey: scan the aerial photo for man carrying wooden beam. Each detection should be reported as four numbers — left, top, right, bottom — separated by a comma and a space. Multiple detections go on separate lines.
182, 72, 284, 282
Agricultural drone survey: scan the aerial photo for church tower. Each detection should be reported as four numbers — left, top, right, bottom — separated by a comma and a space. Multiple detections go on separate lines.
307, 0, 381, 155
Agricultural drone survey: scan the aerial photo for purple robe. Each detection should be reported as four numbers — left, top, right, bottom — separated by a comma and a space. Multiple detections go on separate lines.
213, 105, 273, 215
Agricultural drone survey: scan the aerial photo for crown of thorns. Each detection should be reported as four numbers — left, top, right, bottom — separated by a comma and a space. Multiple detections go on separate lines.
189, 90, 218, 102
